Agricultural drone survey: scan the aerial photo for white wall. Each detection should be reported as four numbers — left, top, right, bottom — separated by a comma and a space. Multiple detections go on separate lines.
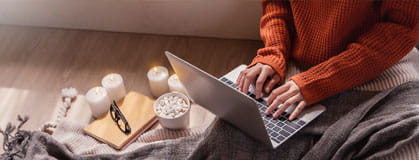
0, 0, 262, 40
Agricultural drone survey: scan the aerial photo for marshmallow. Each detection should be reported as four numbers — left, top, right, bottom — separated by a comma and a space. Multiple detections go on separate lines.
155, 95, 189, 118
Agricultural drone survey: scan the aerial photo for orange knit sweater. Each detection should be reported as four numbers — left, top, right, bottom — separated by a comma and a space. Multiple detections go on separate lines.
249, 0, 419, 105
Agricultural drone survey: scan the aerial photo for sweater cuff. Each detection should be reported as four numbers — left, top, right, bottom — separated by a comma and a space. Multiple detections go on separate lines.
290, 73, 325, 105
248, 54, 287, 83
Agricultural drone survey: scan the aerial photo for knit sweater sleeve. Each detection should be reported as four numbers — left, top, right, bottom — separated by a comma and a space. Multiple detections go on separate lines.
291, 1, 419, 105
248, 0, 293, 82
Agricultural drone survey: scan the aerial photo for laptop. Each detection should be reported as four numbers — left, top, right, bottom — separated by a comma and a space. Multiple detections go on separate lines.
165, 51, 326, 149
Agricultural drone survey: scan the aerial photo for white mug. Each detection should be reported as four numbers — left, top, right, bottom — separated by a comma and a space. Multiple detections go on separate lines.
154, 92, 190, 129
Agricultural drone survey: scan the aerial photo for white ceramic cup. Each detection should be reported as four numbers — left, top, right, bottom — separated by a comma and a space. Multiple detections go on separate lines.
154, 92, 191, 129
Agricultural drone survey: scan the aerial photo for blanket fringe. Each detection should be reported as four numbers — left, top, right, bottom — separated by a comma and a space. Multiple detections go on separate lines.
0, 115, 30, 159
39, 88, 78, 134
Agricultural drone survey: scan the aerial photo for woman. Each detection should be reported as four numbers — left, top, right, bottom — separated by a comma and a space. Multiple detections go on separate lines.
237, 0, 419, 120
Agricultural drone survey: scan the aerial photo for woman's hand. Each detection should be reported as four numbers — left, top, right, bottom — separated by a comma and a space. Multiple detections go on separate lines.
236, 63, 281, 99
265, 80, 306, 120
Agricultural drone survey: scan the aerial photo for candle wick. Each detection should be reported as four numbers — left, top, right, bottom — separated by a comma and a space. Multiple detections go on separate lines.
154, 67, 160, 72
153, 67, 161, 76
94, 88, 101, 95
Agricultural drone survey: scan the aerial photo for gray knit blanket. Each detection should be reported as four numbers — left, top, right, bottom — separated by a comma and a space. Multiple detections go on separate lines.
1, 81, 419, 160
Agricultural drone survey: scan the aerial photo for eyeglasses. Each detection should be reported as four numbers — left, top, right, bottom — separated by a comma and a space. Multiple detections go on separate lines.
110, 100, 131, 134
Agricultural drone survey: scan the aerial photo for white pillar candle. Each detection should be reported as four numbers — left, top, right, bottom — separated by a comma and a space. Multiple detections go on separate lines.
147, 66, 170, 97
101, 73, 126, 102
85, 87, 111, 118
168, 74, 188, 95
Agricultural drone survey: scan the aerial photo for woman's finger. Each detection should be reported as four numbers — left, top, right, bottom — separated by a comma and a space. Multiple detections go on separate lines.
255, 68, 270, 99
289, 101, 306, 120
236, 70, 244, 85
265, 96, 283, 115
267, 83, 290, 105
241, 68, 260, 94
281, 94, 302, 112
273, 88, 298, 106
238, 71, 246, 91
264, 74, 281, 93
272, 100, 289, 118
239, 70, 248, 92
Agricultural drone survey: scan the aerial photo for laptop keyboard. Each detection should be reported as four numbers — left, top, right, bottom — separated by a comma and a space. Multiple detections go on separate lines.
220, 77, 307, 145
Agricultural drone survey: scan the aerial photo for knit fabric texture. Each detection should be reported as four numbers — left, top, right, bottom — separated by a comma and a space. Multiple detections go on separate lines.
249, 0, 419, 105
284, 48, 419, 92
353, 48, 419, 91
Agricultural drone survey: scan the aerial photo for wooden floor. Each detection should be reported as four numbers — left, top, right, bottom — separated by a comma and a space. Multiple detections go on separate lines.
0, 25, 262, 144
